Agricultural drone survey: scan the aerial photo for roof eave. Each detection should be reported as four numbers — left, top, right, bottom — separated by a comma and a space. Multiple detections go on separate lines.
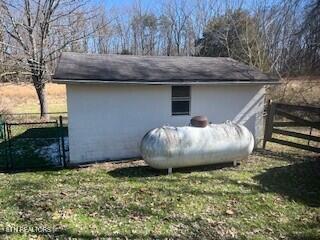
52, 79, 280, 85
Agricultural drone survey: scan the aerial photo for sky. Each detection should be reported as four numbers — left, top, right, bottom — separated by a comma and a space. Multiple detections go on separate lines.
94, 0, 160, 9
91, 0, 285, 13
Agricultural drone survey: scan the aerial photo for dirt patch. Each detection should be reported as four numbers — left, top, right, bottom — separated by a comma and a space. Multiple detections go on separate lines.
81, 159, 147, 172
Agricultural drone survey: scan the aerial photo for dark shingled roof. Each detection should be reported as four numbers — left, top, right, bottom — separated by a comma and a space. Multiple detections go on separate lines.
53, 52, 278, 84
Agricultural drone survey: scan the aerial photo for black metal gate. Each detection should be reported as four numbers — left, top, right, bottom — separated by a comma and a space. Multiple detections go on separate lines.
0, 120, 8, 170
0, 118, 68, 171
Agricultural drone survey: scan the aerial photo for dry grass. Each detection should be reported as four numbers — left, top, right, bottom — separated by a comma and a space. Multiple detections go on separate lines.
269, 77, 320, 107
1, 77, 319, 115
0, 83, 66, 113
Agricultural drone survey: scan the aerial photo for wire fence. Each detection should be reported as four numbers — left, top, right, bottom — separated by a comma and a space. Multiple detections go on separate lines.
0, 112, 68, 123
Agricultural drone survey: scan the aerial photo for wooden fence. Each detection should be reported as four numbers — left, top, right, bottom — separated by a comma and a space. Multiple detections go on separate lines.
263, 101, 320, 153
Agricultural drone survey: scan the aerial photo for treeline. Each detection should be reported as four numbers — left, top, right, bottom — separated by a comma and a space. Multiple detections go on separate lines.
1, 0, 319, 80
70, 0, 320, 76
0, 0, 319, 116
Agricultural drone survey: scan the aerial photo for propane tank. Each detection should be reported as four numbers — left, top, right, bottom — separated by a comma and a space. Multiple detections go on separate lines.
140, 121, 254, 169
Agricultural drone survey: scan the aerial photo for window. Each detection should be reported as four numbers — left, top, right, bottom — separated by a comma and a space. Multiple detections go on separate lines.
172, 86, 190, 115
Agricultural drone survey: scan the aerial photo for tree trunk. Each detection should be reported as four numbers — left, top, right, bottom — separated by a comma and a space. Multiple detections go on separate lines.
34, 81, 49, 120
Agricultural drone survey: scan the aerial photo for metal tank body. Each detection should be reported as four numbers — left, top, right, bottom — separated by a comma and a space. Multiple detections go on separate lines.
140, 121, 254, 169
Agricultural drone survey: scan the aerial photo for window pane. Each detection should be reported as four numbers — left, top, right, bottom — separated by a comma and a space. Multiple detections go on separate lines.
172, 86, 190, 98
172, 101, 190, 115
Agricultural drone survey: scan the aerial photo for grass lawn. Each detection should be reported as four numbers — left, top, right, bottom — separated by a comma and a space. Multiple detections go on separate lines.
0, 143, 319, 240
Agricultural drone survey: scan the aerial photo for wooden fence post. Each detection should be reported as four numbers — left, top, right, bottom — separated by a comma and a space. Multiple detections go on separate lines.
263, 100, 276, 149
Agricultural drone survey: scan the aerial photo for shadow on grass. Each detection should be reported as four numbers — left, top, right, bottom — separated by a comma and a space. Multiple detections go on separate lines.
288, 236, 320, 240
287, 218, 320, 240
49, 218, 238, 240
108, 162, 234, 178
255, 148, 318, 163
0, 226, 181, 240
52, 232, 182, 240
1, 223, 237, 240
1, 183, 239, 239
254, 159, 320, 207
0, 166, 65, 175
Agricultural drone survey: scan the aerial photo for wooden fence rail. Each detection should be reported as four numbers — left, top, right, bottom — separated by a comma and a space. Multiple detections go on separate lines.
263, 101, 320, 153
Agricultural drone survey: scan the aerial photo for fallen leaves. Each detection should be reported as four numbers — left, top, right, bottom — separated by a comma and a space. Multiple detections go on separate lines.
52, 209, 74, 220
225, 209, 235, 215
60, 191, 67, 196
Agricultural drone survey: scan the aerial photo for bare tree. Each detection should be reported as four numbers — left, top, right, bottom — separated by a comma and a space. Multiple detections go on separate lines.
297, 0, 320, 74
163, 0, 191, 56
0, 0, 104, 118
114, 8, 132, 54
158, 14, 173, 56
91, 6, 113, 54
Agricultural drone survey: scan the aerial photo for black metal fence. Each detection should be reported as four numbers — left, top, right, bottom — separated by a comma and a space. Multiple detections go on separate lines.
0, 115, 68, 171
0, 112, 68, 123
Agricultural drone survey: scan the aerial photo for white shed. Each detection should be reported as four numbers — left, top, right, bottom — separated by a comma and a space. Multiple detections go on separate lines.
53, 52, 278, 164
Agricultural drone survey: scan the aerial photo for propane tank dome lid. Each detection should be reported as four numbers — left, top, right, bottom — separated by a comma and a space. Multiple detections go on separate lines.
190, 116, 209, 128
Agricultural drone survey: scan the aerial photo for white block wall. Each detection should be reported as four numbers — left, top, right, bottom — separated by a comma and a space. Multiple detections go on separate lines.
66, 84, 265, 164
